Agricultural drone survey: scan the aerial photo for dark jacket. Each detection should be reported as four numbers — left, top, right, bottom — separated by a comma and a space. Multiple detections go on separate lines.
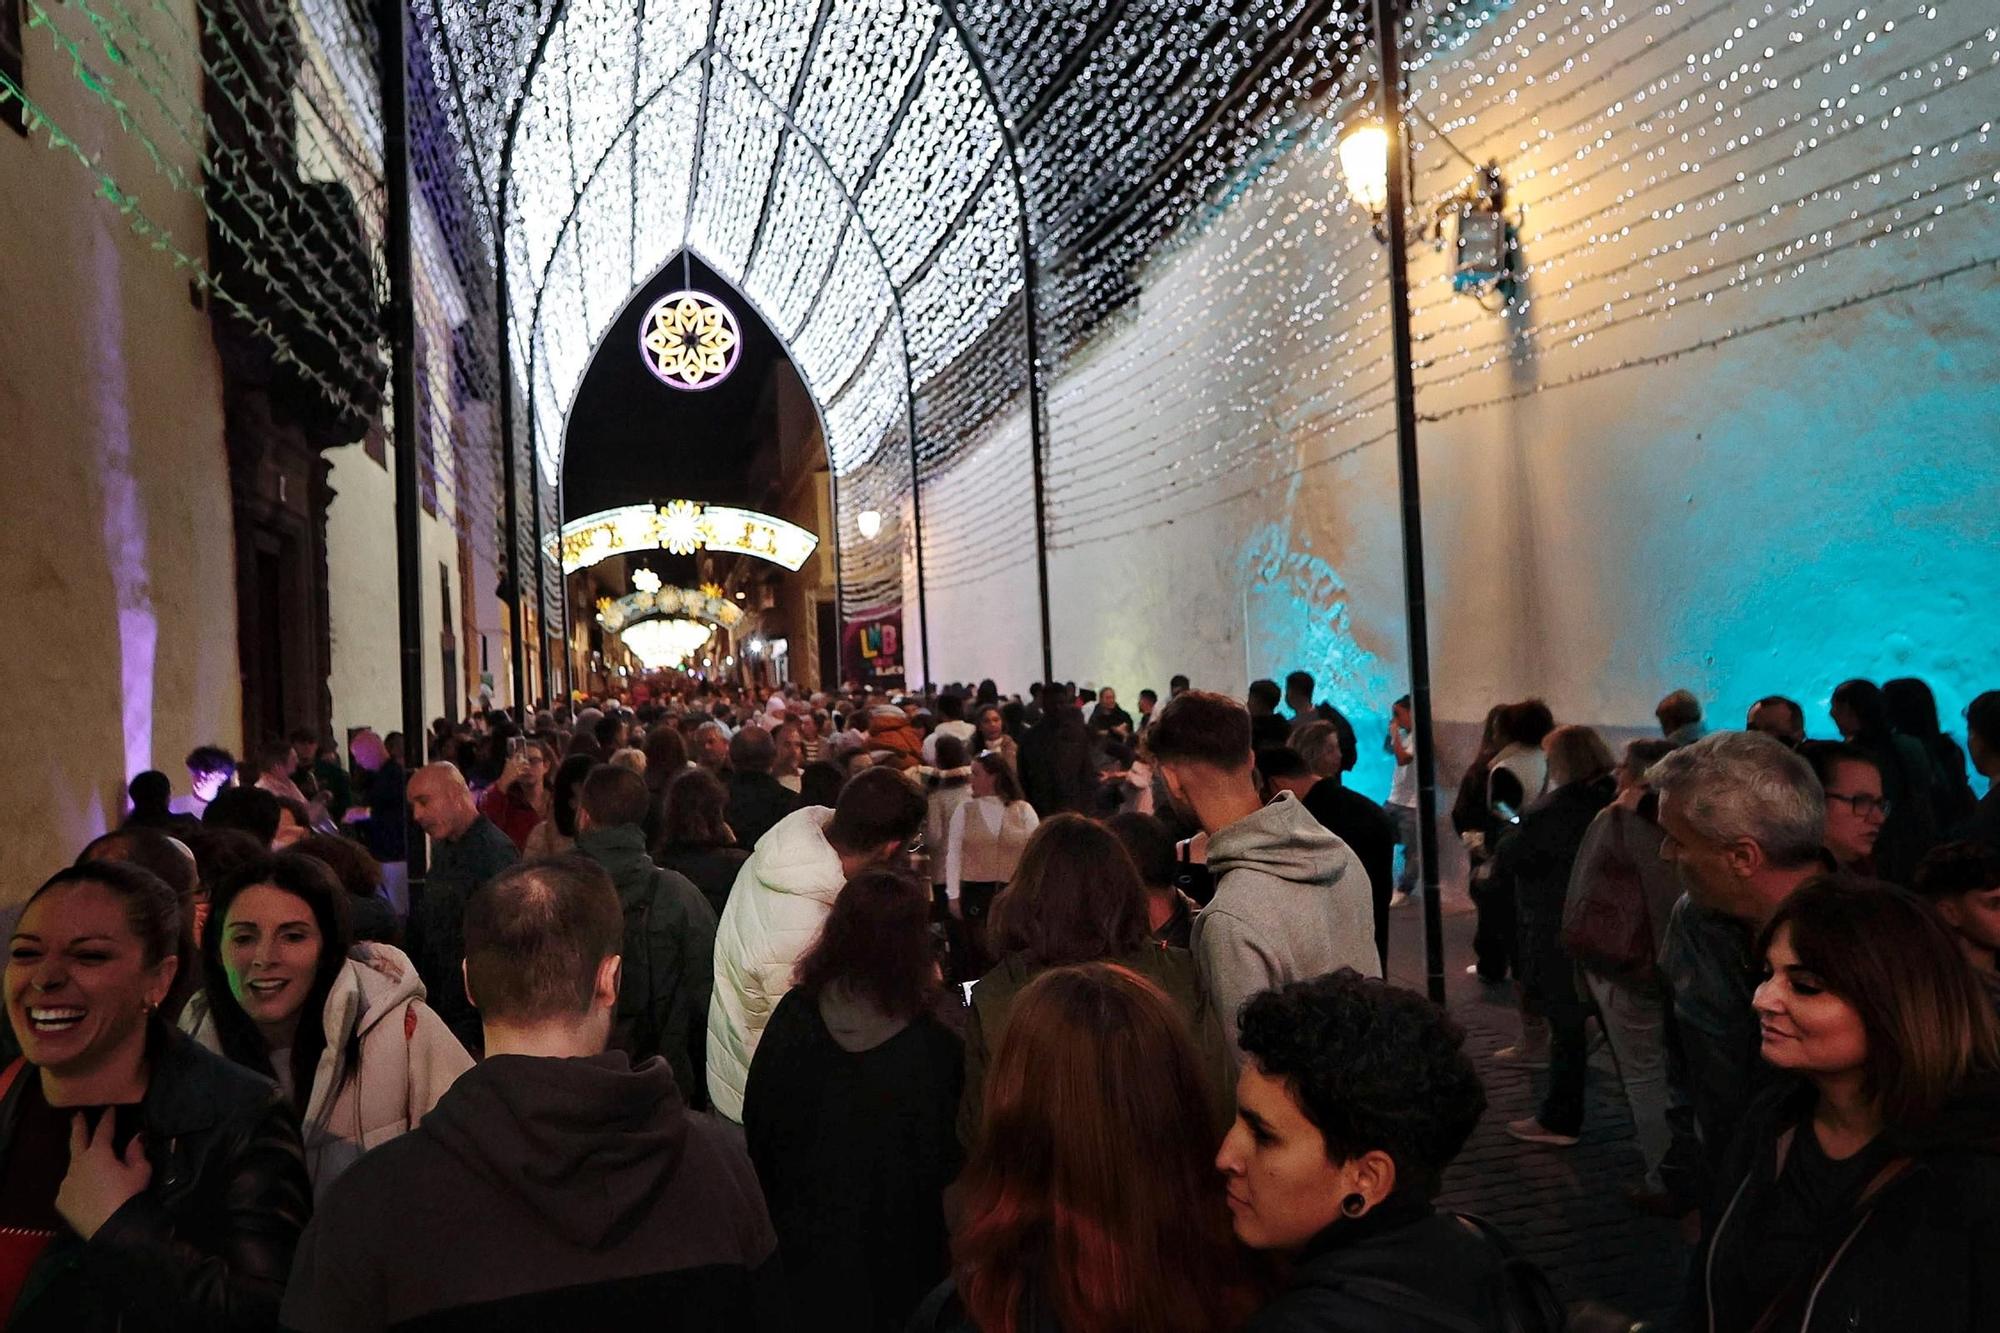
281, 1051, 787, 1332
657, 843, 752, 922
1, 1027, 311, 1333
362, 760, 407, 862
1016, 711, 1098, 817
1244, 1196, 1511, 1333
1087, 704, 1134, 736
745, 984, 963, 1333
1487, 774, 1616, 1000
575, 824, 718, 1100
728, 772, 805, 853
411, 814, 519, 1053
959, 945, 1232, 1146
1700, 1076, 2000, 1332
1660, 896, 1782, 1208
1958, 784, 2000, 854
905, 1281, 1064, 1333
1302, 777, 1398, 966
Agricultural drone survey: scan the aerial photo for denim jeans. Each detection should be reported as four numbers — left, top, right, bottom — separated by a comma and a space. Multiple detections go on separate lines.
1585, 969, 1673, 1190
1384, 800, 1419, 895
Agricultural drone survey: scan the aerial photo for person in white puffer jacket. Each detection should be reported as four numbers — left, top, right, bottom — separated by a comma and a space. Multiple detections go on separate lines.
705, 767, 928, 1120
182, 852, 473, 1195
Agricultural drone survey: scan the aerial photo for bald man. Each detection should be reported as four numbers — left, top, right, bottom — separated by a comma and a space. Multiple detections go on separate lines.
408, 762, 519, 1052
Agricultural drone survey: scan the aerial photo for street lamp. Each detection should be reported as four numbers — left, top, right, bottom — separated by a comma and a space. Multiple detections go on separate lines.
856, 509, 882, 540
1361, 0, 1449, 1005
1336, 123, 1391, 217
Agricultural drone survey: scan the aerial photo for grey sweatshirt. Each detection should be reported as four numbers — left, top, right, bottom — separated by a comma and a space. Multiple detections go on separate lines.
1194, 792, 1380, 1045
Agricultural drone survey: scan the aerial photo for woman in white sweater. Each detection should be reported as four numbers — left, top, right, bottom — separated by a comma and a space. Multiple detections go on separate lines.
182, 852, 471, 1196
944, 752, 1040, 976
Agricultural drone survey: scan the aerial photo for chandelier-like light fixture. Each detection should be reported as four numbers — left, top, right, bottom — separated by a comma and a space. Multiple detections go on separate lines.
619, 618, 716, 669
638, 290, 742, 391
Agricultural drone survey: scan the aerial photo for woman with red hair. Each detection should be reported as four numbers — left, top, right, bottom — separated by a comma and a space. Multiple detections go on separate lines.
910, 962, 1260, 1333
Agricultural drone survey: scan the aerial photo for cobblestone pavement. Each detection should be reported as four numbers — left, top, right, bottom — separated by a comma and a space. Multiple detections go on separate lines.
1386, 896, 1689, 1330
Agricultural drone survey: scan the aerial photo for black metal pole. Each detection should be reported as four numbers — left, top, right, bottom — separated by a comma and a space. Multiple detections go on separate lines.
907, 415, 931, 689
496, 216, 527, 719
1372, 0, 1445, 1004
527, 410, 545, 705
380, 0, 425, 878
1020, 235, 1055, 685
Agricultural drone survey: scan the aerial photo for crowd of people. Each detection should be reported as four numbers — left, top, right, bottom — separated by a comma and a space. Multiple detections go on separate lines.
3, 666, 1997, 1332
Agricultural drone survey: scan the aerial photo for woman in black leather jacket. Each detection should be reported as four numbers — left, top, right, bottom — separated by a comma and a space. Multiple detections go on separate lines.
0, 859, 311, 1332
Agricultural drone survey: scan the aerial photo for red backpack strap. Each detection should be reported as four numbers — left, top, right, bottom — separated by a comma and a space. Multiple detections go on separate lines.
0, 1058, 25, 1102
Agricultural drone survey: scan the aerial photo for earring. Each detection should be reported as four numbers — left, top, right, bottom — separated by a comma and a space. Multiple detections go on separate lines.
1340, 1193, 1367, 1218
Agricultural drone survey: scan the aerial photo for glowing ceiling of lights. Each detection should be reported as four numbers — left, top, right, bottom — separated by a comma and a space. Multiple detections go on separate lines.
451, 0, 1022, 490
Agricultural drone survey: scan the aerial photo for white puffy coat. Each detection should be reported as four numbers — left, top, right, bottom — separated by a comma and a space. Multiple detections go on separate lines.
705, 806, 846, 1119
183, 941, 472, 1195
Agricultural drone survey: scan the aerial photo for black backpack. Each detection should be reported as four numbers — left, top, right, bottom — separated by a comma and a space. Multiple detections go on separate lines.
1335, 1212, 1572, 1333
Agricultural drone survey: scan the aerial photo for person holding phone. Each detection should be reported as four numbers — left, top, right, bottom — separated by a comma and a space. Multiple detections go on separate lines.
477, 740, 553, 852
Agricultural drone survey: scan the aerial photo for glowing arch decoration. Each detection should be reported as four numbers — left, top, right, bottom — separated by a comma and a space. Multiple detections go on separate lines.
549, 502, 819, 575
596, 586, 745, 636
639, 290, 741, 391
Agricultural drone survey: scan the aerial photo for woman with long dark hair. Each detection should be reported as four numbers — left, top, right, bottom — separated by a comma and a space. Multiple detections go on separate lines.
1883, 677, 1979, 831
654, 765, 752, 921
957, 814, 1228, 1145
912, 963, 1260, 1333
0, 861, 310, 1331
942, 752, 1038, 977
180, 853, 470, 1195
743, 869, 962, 1332
1701, 875, 2000, 1331
525, 752, 595, 858
640, 724, 692, 848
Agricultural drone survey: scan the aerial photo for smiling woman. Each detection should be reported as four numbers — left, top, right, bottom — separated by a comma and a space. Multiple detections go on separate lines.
1702, 876, 2000, 1333
0, 860, 310, 1332
179, 853, 471, 1197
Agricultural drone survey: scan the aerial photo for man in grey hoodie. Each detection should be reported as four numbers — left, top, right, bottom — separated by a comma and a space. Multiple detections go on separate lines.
1146, 690, 1379, 1045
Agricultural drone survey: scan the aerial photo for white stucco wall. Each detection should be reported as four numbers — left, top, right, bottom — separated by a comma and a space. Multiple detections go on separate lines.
916, 0, 2000, 804
0, 0, 239, 897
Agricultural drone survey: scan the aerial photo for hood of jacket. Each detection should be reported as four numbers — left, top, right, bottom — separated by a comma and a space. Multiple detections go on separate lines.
742, 805, 846, 903
575, 823, 660, 906
1207, 793, 1347, 888
817, 979, 911, 1052
422, 1051, 687, 1250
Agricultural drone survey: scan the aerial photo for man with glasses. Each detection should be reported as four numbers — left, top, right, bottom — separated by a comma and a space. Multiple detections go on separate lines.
705, 766, 928, 1122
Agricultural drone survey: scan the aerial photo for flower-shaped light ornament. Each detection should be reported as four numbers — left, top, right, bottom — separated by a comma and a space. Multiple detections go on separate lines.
639, 291, 741, 390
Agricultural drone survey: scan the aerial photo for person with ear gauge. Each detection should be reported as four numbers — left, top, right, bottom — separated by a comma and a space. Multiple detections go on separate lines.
1217, 970, 1537, 1332
0, 861, 310, 1332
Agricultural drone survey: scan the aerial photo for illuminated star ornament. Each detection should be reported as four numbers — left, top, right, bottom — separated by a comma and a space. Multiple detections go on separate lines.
639, 290, 741, 390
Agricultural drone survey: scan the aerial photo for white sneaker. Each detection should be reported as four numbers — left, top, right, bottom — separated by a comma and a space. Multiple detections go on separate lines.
1388, 890, 1412, 909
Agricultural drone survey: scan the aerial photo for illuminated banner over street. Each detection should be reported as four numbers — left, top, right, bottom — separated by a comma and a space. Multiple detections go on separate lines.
547, 501, 818, 575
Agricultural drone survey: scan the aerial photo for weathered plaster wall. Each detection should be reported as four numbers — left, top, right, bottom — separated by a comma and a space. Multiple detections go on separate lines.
324, 442, 469, 742
0, 0, 239, 897
1000, 0, 2000, 804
